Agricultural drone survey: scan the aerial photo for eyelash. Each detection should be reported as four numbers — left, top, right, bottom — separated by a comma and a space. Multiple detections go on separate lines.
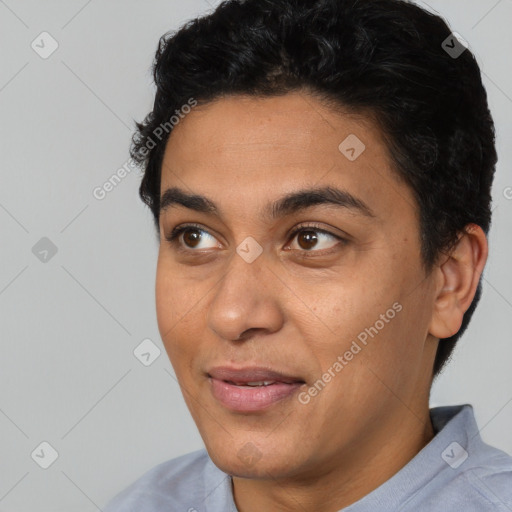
165, 222, 347, 256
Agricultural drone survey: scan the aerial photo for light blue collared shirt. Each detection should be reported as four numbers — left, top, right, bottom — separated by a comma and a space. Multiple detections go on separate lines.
103, 404, 512, 511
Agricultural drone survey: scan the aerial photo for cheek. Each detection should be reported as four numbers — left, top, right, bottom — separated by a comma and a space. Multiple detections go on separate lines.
155, 252, 202, 328
155, 273, 179, 339
156, 293, 200, 386
294, 258, 415, 373
155, 257, 195, 359
297, 277, 389, 341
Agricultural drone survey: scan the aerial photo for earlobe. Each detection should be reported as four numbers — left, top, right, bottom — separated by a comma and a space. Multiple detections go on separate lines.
428, 224, 488, 339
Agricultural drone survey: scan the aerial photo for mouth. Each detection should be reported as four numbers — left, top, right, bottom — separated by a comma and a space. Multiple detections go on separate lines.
206, 365, 306, 412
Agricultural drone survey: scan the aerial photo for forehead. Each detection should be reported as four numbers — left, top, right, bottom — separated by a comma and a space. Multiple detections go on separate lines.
160, 92, 415, 222
164, 92, 385, 166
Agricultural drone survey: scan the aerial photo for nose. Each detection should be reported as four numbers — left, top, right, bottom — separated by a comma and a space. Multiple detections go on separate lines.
206, 248, 285, 343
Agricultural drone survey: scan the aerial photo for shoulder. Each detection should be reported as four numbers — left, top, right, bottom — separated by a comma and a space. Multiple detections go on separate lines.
103, 448, 231, 511
392, 405, 512, 511
460, 449, 512, 510
423, 439, 512, 511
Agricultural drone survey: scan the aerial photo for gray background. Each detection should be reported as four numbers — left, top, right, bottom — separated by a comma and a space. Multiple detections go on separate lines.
0, 0, 510, 510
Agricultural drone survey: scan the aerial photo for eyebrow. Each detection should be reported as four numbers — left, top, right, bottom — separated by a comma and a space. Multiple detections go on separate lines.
159, 185, 376, 220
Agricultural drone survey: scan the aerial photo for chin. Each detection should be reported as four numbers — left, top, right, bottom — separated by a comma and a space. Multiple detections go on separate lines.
204, 435, 300, 479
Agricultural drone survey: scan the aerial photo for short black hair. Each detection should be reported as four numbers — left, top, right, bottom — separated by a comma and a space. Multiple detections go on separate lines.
132, 0, 497, 378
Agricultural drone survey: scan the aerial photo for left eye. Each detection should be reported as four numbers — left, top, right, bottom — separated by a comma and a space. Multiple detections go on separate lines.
287, 227, 342, 252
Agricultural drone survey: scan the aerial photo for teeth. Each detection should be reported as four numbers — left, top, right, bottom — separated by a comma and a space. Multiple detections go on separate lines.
233, 381, 276, 386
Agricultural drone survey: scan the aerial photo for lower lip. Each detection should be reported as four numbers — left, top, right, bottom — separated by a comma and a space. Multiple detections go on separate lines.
209, 378, 304, 412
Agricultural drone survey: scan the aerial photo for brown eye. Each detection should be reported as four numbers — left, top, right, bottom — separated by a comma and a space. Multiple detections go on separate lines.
182, 228, 202, 248
297, 230, 319, 250
288, 225, 345, 253
165, 224, 219, 251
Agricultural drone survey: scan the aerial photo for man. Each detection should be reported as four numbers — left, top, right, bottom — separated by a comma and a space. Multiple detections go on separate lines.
104, 0, 512, 510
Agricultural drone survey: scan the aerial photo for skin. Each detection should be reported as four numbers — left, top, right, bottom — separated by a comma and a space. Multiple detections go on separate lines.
155, 91, 488, 512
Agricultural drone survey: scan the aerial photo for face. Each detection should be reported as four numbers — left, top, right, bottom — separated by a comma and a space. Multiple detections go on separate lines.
156, 91, 439, 481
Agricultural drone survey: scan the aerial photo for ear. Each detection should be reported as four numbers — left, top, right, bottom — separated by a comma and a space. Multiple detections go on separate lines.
429, 223, 488, 339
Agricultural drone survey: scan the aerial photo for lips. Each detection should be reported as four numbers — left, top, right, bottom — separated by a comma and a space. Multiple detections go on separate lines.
207, 366, 306, 412
207, 366, 305, 385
